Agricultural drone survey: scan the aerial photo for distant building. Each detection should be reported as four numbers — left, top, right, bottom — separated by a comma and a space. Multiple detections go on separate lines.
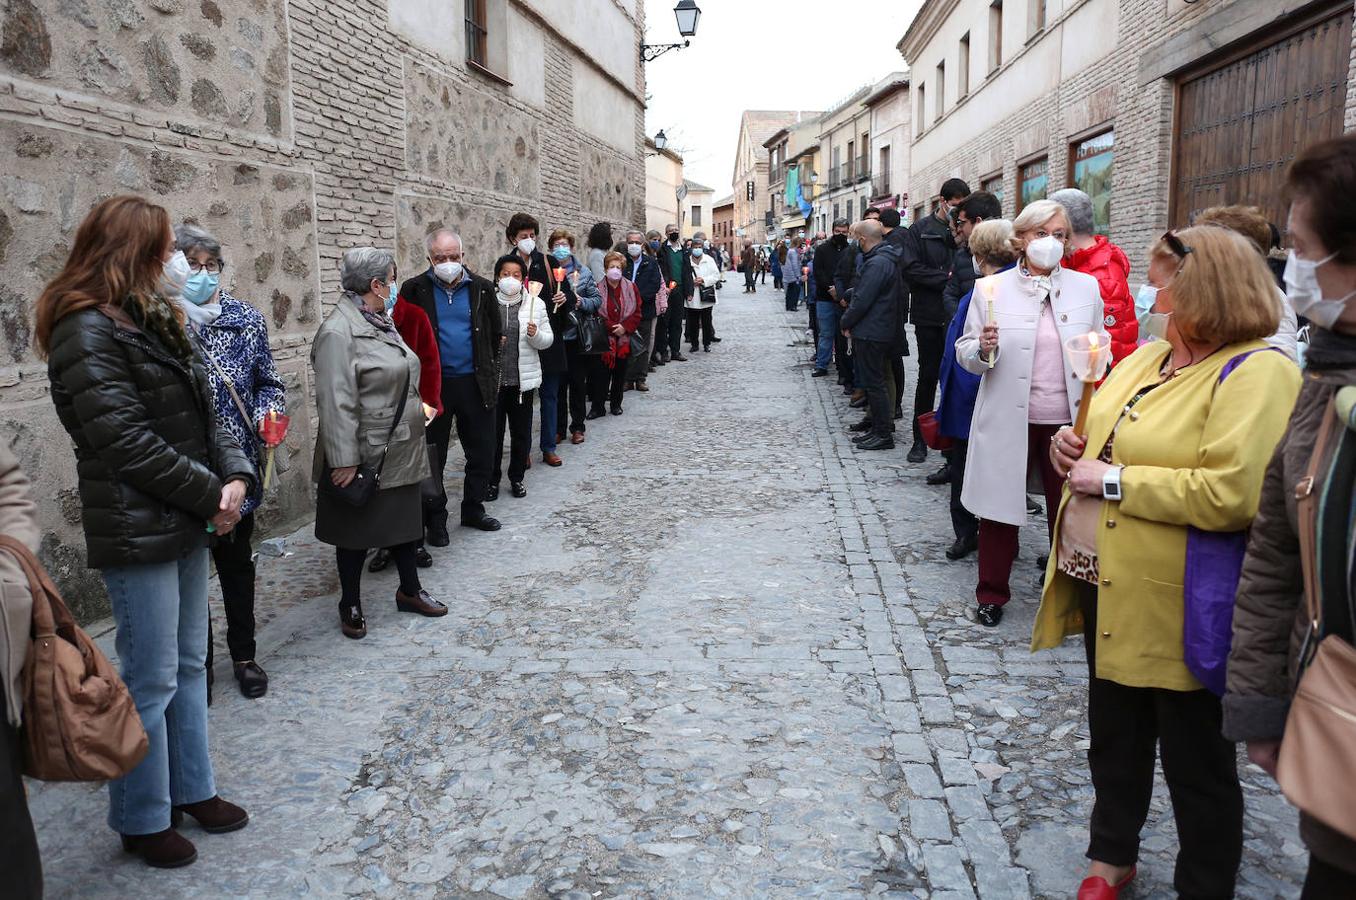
816, 87, 874, 235
899, 0, 1355, 262
681, 179, 715, 240
712, 196, 736, 262
864, 73, 912, 219
764, 117, 823, 241
646, 138, 686, 234
732, 110, 821, 244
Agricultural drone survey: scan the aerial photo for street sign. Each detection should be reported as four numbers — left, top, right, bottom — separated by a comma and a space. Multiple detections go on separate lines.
676, 183, 689, 201
746, 180, 755, 202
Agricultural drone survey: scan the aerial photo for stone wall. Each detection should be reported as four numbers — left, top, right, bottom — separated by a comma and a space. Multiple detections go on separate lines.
0, 0, 647, 621
906, 0, 1356, 268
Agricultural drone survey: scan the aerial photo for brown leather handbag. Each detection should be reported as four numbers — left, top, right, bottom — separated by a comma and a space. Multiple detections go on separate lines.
0, 536, 148, 781
1278, 397, 1356, 842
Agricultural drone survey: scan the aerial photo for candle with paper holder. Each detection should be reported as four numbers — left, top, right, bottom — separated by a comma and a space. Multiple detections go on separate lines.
1064, 331, 1112, 437
982, 279, 997, 370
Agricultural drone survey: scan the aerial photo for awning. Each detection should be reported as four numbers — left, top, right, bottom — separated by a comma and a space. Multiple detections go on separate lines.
779, 215, 807, 231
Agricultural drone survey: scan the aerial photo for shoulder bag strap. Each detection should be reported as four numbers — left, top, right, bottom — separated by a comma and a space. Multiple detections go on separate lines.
200, 347, 261, 451
1296, 395, 1339, 664
374, 365, 412, 478
0, 535, 69, 639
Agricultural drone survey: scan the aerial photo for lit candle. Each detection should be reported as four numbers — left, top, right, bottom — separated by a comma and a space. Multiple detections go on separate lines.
984, 280, 997, 370
1072, 331, 1102, 437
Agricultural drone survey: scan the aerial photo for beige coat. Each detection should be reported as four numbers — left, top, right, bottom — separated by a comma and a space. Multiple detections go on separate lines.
311, 297, 429, 490
0, 443, 38, 726
957, 264, 1107, 526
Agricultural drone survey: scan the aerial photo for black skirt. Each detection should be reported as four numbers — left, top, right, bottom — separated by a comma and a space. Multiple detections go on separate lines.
314, 482, 422, 550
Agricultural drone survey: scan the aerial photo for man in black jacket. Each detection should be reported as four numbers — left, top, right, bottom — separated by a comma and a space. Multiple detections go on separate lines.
840, 220, 901, 451
812, 218, 852, 377
401, 228, 505, 536
657, 224, 693, 362
834, 208, 881, 397
901, 177, 969, 463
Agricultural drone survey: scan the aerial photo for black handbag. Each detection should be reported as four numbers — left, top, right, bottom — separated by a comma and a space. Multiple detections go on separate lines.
570, 309, 610, 356
319, 370, 410, 508
700, 285, 717, 305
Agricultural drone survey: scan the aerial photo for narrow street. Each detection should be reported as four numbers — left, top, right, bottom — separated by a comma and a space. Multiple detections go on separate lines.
27, 280, 1306, 899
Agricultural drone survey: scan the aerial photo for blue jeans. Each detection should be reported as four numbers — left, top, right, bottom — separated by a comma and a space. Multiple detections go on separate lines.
539, 372, 561, 453
102, 549, 215, 834
815, 301, 840, 370
785, 281, 802, 311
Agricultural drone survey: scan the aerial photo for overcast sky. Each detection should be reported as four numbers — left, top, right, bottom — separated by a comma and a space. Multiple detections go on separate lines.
643, 0, 925, 196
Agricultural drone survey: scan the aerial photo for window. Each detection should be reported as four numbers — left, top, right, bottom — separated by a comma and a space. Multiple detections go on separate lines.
1070, 129, 1114, 235
860, 196, 868, 219
878, 146, 891, 195
1029, 0, 1047, 37
847, 140, 855, 180
1018, 156, 1048, 211
935, 61, 946, 119
916, 83, 926, 134
831, 147, 841, 187
989, 0, 1003, 73
981, 172, 1005, 212
914, 204, 925, 224
958, 33, 971, 98
832, 202, 840, 222
465, 0, 487, 67
691, 205, 702, 227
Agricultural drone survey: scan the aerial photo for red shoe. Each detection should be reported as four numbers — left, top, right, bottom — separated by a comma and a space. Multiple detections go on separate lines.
1077, 867, 1136, 900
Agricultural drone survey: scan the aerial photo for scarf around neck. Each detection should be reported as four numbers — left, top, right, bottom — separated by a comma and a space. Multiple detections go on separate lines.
1304, 324, 1356, 373
178, 296, 222, 329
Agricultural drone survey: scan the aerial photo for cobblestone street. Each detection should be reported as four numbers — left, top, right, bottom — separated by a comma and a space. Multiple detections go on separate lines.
27, 281, 1306, 899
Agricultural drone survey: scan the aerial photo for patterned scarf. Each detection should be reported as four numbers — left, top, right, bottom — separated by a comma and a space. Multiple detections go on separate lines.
347, 291, 397, 335
124, 293, 194, 361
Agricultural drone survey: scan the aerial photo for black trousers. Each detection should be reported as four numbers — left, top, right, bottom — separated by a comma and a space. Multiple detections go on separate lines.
1, 693, 41, 900
560, 341, 597, 434
744, 268, 756, 290
1302, 855, 1355, 899
663, 293, 687, 356
686, 307, 714, 349
854, 338, 895, 440
493, 386, 534, 486
835, 317, 853, 385
1077, 583, 1243, 899
891, 355, 905, 415
948, 440, 978, 541
426, 373, 496, 524
208, 511, 257, 664
912, 325, 945, 441
336, 543, 419, 608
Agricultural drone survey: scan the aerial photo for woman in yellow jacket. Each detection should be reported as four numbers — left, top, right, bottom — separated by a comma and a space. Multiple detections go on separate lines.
1036, 226, 1300, 900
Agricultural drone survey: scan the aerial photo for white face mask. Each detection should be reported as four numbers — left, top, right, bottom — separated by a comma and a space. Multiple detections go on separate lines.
971, 256, 982, 276
1284, 249, 1354, 330
517, 238, 536, 256
433, 261, 462, 283
691, 247, 703, 258
498, 276, 522, 296
627, 243, 642, 258
1025, 235, 1065, 270
1134, 283, 1172, 341
161, 250, 192, 297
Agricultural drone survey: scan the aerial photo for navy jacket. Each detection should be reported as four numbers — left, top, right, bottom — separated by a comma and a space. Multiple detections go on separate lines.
840, 241, 901, 344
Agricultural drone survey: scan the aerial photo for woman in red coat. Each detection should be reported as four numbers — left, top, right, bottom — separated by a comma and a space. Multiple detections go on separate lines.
593, 250, 642, 417
1052, 188, 1138, 367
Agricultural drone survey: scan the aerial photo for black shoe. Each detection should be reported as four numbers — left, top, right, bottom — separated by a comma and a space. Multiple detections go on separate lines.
1027, 496, 1043, 516
511, 481, 526, 498
426, 524, 450, 547
856, 434, 895, 451
340, 603, 366, 639
926, 463, 952, 486
812, 368, 829, 377
848, 418, 873, 433
703, 345, 711, 352
586, 407, 606, 420
460, 515, 502, 531
842, 384, 854, 395
610, 405, 623, 416
976, 603, 1004, 627
487, 484, 500, 502
852, 432, 876, 445
711, 336, 722, 343
946, 534, 978, 561
671, 354, 688, 362
415, 545, 433, 568
849, 396, 868, 409
907, 441, 928, 464
233, 661, 268, 698
1037, 554, 1049, 570
654, 357, 667, 367
893, 409, 904, 420
367, 548, 391, 572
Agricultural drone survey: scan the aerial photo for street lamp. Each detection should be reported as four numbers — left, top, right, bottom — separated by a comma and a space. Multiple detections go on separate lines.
654, 130, 668, 151
641, 1, 702, 62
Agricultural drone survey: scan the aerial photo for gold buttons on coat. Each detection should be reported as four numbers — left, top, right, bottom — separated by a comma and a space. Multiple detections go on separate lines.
1129, 412, 1140, 421
1101, 578, 1112, 586
1106, 519, 1116, 528
1101, 631, 1111, 638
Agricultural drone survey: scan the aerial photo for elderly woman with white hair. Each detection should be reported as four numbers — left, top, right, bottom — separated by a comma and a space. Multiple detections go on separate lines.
685, 231, 722, 352
955, 199, 1108, 627
312, 247, 446, 640
1050, 188, 1138, 367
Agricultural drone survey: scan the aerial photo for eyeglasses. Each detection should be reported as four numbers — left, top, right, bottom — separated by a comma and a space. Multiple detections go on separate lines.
188, 259, 223, 274
1161, 230, 1194, 259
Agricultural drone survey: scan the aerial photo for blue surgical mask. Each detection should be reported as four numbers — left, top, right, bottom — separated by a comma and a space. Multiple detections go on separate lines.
551, 245, 572, 261
691, 247, 704, 258
182, 270, 219, 305
383, 282, 397, 313
1135, 283, 1171, 341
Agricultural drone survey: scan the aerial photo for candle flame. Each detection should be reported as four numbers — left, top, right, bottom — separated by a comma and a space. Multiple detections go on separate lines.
1088, 332, 1100, 349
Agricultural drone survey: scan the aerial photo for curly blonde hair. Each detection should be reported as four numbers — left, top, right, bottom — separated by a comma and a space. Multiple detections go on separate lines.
1152, 225, 1279, 344
969, 220, 1017, 269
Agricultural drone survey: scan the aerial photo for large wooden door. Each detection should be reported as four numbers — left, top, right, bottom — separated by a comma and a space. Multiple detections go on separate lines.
1171, 4, 1352, 228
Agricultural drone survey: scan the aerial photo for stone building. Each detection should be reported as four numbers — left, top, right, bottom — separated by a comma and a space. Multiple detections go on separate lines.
864, 73, 911, 217
814, 87, 874, 236
731, 110, 818, 244
711, 195, 735, 262
645, 137, 685, 233
0, 0, 648, 618
764, 116, 822, 242
899, 0, 1356, 264
680, 179, 714, 239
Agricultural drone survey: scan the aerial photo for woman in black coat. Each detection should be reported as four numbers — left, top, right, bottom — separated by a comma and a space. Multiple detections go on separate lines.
36, 195, 256, 869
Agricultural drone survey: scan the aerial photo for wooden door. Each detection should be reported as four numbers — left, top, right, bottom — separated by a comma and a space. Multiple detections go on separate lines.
1171, 3, 1352, 229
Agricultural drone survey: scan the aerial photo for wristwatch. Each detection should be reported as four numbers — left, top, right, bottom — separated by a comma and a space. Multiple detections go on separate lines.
1102, 466, 1124, 501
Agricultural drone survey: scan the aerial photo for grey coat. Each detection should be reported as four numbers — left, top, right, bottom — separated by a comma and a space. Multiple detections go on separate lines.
311, 297, 429, 490
0, 444, 37, 727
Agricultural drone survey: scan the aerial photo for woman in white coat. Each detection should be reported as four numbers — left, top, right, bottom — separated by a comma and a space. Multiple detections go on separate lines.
489, 256, 553, 500
685, 231, 721, 353
956, 199, 1108, 627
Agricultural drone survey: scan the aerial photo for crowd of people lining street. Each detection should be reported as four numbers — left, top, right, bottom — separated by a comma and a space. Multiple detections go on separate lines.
2, 132, 1355, 899
769, 135, 1355, 899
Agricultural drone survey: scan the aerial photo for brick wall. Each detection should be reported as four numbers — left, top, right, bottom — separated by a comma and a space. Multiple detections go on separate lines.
0, 0, 646, 620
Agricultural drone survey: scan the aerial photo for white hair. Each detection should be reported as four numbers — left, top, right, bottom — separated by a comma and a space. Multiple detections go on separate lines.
340, 247, 395, 294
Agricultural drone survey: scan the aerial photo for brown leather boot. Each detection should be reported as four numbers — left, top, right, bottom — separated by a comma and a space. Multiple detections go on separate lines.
172, 796, 249, 833
396, 588, 448, 617
121, 828, 197, 868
